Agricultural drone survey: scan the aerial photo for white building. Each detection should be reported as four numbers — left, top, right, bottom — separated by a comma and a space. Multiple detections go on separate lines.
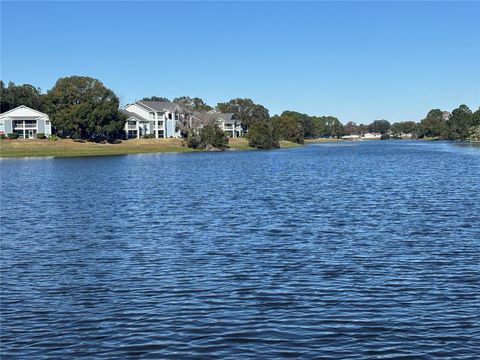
0, 105, 52, 139
123, 100, 182, 139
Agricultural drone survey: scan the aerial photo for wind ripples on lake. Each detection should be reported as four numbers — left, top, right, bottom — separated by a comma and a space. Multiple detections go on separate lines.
1, 141, 479, 359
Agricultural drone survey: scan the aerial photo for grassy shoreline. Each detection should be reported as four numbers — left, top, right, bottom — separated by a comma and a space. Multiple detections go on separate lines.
0, 138, 302, 158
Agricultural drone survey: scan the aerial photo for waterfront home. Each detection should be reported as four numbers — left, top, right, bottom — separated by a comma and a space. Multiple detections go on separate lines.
361, 132, 382, 139
207, 110, 243, 137
187, 110, 244, 137
123, 100, 182, 139
0, 105, 52, 139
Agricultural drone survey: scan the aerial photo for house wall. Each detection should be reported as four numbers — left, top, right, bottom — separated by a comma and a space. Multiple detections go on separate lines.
125, 103, 151, 120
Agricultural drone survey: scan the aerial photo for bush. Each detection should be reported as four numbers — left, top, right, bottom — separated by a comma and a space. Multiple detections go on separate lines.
198, 124, 228, 150
247, 121, 280, 149
142, 133, 155, 139
380, 134, 391, 140
48, 134, 59, 141
7, 133, 19, 139
37, 133, 46, 139
0, 134, 5, 140
186, 135, 200, 149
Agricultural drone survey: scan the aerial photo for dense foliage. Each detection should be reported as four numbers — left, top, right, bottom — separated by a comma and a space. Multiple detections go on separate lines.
173, 96, 212, 112
44, 76, 125, 141
0, 81, 44, 112
186, 123, 228, 150
141, 96, 170, 102
217, 98, 269, 131
247, 121, 280, 149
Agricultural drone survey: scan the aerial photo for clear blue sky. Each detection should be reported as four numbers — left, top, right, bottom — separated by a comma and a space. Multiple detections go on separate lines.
1, 1, 479, 124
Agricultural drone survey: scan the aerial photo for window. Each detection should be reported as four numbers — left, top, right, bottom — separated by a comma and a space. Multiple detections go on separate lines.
46, 121, 50, 125
157, 112, 164, 118
157, 130, 164, 138
128, 121, 136, 126
157, 121, 163, 126
168, 113, 172, 119
175, 113, 179, 120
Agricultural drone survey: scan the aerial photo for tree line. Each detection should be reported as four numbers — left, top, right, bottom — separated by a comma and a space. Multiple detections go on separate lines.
1, 77, 479, 148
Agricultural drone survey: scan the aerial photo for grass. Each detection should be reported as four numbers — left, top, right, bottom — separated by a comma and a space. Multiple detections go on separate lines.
0, 137, 301, 158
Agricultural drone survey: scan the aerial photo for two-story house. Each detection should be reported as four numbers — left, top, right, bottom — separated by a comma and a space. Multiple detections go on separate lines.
0, 105, 52, 139
123, 100, 182, 139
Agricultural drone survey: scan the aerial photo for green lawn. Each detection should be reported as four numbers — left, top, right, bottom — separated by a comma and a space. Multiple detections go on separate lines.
0, 137, 300, 158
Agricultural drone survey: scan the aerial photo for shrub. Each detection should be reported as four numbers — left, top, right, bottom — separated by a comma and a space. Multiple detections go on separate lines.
7, 133, 19, 139
142, 133, 155, 139
198, 124, 228, 150
48, 134, 59, 141
0, 134, 5, 140
37, 133, 46, 139
380, 134, 391, 140
186, 135, 200, 149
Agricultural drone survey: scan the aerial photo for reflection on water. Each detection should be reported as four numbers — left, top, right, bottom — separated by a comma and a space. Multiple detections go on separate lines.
1, 141, 479, 359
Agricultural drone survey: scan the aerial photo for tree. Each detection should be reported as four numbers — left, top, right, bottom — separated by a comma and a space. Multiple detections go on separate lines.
0, 80, 44, 112
44, 76, 125, 141
271, 112, 305, 144
217, 98, 269, 131
472, 108, 480, 127
186, 123, 228, 150
418, 109, 448, 138
368, 119, 391, 134
247, 121, 279, 149
447, 104, 473, 140
345, 121, 359, 135
141, 96, 170, 102
173, 96, 212, 112
391, 121, 418, 138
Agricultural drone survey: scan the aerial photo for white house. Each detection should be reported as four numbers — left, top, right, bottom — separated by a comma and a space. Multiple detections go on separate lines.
123, 100, 182, 139
0, 105, 52, 139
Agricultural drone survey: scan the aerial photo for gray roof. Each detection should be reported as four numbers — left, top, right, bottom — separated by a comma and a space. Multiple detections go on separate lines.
120, 109, 148, 121
214, 113, 237, 123
137, 101, 178, 112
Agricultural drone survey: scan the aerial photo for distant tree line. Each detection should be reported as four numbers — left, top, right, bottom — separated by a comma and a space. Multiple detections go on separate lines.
1, 78, 478, 147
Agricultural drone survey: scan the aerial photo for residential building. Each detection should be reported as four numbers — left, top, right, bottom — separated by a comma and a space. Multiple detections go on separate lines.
207, 110, 243, 137
0, 105, 52, 139
123, 100, 182, 139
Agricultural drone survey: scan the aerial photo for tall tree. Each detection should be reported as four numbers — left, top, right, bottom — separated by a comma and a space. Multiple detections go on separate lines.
368, 119, 391, 134
44, 76, 125, 141
173, 96, 212, 112
447, 104, 473, 140
271, 113, 304, 144
0, 80, 44, 112
141, 96, 170, 102
345, 121, 359, 135
418, 109, 448, 138
391, 121, 418, 138
217, 98, 269, 131
247, 121, 279, 149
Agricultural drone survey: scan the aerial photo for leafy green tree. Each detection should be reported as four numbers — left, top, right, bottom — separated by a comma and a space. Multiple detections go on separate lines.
447, 104, 473, 140
311, 116, 328, 138
472, 108, 480, 126
469, 125, 480, 142
217, 98, 269, 131
0, 80, 44, 112
247, 121, 279, 149
391, 121, 418, 138
44, 76, 125, 141
271, 112, 305, 144
368, 119, 391, 134
187, 123, 228, 150
418, 109, 448, 138
141, 96, 170, 102
173, 96, 212, 111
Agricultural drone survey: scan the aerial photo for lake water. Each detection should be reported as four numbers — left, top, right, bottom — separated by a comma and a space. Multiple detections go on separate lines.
1, 141, 479, 359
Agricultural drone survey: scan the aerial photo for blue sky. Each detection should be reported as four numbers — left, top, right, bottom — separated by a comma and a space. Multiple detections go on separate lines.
1, 1, 479, 124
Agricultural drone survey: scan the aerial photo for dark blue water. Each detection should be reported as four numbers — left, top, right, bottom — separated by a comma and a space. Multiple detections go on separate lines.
1, 141, 479, 359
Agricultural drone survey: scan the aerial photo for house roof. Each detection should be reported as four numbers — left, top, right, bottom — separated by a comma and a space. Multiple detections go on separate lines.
214, 113, 236, 123
120, 109, 149, 121
137, 101, 179, 113
0, 105, 49, 119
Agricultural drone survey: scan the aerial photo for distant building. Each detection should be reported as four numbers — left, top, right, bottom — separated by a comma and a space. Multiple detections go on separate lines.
0, 105, 52, 139
442, 111, 451, 121
123, 100, 182, 139
187, 110, 244, 138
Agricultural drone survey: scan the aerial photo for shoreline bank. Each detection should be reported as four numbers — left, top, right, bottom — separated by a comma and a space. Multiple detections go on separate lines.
0, 138, 306, 158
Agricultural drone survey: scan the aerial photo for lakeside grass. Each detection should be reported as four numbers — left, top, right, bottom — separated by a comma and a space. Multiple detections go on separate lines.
0, 138, 300, 158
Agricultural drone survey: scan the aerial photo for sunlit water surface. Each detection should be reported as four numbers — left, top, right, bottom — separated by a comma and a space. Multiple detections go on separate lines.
1, 141, 479, 359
